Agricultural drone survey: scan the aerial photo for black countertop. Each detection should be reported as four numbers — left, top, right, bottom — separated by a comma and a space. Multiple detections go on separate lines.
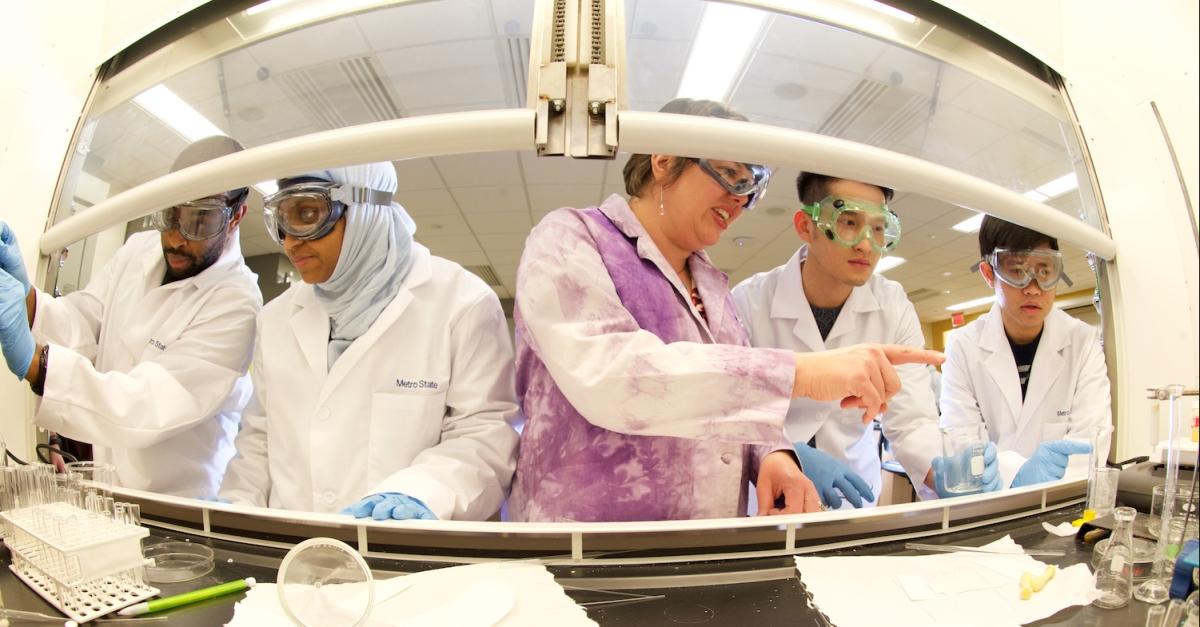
0, 505, 1162, 626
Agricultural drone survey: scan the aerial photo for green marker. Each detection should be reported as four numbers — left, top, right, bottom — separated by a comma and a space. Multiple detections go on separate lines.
117, 577, 256, 616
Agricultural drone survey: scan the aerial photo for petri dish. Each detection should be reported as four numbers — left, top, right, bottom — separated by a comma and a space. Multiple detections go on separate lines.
144, 540, 215, 583
278, 537, 374, 627
1091, 536, 1158, 581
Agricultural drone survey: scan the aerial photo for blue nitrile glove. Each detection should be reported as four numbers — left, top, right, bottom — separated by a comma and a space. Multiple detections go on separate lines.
793, 442, 874, 508
932, 442, 1000, 498
0, 271, 35, 379
1011, 440, 1092, 488
197, 495, 232, 504
0, 222, 31, 294
341, 492, 437, 521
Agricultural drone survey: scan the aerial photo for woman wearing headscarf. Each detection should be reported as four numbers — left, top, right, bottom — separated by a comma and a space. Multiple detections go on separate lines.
220, 162, 518, 521
509, 99, 942, 522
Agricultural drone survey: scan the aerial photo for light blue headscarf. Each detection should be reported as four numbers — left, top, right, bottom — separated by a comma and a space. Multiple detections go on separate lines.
305, 163, 417, 369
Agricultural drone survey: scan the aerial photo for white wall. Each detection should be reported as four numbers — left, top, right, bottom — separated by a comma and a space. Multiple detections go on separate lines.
935, 0, 1200, 459
0, 0, 207, 457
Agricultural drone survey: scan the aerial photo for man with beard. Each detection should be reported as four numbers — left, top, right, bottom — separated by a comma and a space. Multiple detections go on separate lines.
0, 135, 261, 498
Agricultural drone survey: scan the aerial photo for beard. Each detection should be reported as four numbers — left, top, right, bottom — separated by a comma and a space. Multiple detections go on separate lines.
162, 230, 227, 283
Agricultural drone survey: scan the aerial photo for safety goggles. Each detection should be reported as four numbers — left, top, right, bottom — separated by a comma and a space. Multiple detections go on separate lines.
148, 198, 233, 241
980, 248, 1073, 290
802, 196, 902, 253
263, 181, 393, 244
695, 158, 772, 211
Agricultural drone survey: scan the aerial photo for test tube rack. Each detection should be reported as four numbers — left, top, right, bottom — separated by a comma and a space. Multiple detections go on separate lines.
1, 501, 160, 623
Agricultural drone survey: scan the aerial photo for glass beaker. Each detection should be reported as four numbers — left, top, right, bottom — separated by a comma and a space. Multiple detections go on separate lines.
940, 424, 987, 494
1087, 467, 1121, 519
1148, 483, 1199, 541
1093, 506, 1136, 609
64, 461, 115, 496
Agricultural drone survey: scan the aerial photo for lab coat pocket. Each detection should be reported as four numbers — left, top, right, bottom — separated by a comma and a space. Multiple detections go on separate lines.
366, 392, 447, 487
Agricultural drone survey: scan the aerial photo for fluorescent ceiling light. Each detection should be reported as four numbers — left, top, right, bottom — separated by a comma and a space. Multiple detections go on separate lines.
945, 295, 996, 311
244, 0, 295, 16
1022, 189, 1049, 202
676, 3, 766, 101
874, 256, 906, 273
133, 85, 225, 142
1034, 172, 1078, 199
951, 213, 984, 233
254, 180, 279, 197
843, 0, 918, 23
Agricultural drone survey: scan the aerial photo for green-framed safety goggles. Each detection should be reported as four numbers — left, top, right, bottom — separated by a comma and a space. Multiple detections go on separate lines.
801, 196, 902, 253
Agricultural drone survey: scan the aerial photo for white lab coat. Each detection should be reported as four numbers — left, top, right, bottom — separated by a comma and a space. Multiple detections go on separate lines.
220, 244, 519, 520
940, 305, 1112, 487
31, 231, 260, 498
732, 249, 941, 505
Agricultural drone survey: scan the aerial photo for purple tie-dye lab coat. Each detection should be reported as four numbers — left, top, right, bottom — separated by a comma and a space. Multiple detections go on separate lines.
508, 195, 796, 522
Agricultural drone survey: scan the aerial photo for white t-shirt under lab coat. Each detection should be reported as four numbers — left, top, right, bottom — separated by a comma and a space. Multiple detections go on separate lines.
732, 248, 941, 506
219, 244, 519, 520
939, 305, 1112, 487
32, 231, 261, 498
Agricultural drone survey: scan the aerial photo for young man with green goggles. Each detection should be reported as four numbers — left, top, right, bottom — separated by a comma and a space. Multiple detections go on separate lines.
938, 216, 1106, 491
732, 173, 942, 509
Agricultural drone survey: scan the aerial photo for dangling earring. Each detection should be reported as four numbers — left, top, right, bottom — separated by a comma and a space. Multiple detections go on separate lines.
658, 185, 665, 216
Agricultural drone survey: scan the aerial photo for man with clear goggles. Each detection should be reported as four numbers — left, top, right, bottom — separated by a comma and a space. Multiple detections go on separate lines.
980, 247, 1073, 291
801, 195, 902, 253
733, 173, 943, 510
940, 215, 1107, 494
694, 158, 772, 210
0, 135, 260, 500
148, 194, 243, 242
262, 179, 394, 244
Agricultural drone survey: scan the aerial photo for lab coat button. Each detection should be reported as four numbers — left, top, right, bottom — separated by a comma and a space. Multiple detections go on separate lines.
720, 453, 733, 464
322, 491, 336, 504
316, 407, 331, 421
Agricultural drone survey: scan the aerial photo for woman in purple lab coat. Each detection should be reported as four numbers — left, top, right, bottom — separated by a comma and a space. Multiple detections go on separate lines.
508, 98, 942, 522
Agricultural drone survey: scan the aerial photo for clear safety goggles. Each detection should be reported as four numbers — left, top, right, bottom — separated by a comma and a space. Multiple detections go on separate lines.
148, 198, 233, 241
979, 247, 1073, 290
263, 181, 393, 244
802, 196, 902, 253
695, 158, 772, 211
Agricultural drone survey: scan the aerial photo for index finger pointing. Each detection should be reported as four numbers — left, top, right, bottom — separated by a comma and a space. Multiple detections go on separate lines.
880, 345, 944, 367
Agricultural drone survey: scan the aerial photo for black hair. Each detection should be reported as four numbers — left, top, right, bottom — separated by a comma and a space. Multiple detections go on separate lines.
796, 172, 894, 206
977, 215, 1058, 257
796, 170, 892, 205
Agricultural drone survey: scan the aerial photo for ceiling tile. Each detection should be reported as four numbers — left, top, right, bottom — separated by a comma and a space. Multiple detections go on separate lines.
435, 153, 521, 186
526, 184, 604, 214
415, 233, 481, 253
356, 0, 493, 51
466, 211, 532, 235
628, 0, 705, 41
375, 38, 501, 76
397, 188, 461, 216
451, 185, 530, 213
757, 14, 886, 74
245, 17, 370, 75
438, 249, 490, 266
483, 248, 524, 266
413, 212, 471, 236
479, 232, 527, 251
392, 158, 444, 190
518, 152, 605, 185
